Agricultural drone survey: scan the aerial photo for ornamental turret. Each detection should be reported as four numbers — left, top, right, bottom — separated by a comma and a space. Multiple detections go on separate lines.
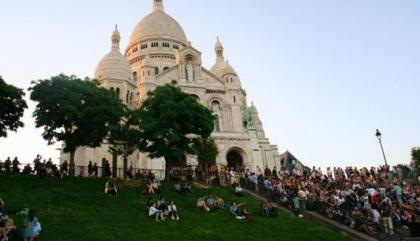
94, 25, 136, 108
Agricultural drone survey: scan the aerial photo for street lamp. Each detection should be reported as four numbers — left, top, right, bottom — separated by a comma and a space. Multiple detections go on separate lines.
375, 129, 388, 168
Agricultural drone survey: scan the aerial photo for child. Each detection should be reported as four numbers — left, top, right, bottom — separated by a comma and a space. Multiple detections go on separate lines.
168, 201, 180, 220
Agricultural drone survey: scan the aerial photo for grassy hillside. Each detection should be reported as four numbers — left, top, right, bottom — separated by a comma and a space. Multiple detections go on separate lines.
0, 176, 350, 241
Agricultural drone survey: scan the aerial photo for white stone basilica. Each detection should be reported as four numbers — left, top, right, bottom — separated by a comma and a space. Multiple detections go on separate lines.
64, 0, 281, 172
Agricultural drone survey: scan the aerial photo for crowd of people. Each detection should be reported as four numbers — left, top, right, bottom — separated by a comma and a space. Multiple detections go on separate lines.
3, 153, 419, 239
0, 155, 68, 178
0, 198, 41, 241
242, 164, 420, 238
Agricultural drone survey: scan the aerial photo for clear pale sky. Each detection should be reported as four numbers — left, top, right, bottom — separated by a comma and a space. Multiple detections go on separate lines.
0, 0, 419, 169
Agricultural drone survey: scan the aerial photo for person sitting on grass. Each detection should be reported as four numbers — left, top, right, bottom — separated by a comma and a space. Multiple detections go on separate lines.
168, 201, 180, 220
157, 196, 167, 213
149, 203, 165, 222
174, 181, 182, 193
105, 180, 118, 196
6, 218, 18, 241
261, 202, 270, 217
267, 202, 278, 217
243, 208, 253, 222
197, 197, 210, 212
215, 197, 225, 209
230, 202, 246, 219
0, 220, 6, 241
22, 164, 32, 175
153, 179, 161, 195
206, 195, 216, 210
180, 182, 192, 196
233, 183, 245, 197
146, 197, 154, 212
146, 180, 155, 195
0, 198, 5, 216
23, 209, 41, 241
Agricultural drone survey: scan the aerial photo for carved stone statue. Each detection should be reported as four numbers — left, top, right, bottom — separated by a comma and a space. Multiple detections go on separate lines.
186, 61, 194, 81
242, 106, 252, 128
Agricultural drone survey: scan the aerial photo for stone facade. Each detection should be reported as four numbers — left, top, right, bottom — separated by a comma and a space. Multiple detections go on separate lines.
61, 0, 281, 173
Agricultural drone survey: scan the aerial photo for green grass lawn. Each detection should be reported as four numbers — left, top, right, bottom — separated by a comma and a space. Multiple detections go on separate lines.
0, 175, 351, 241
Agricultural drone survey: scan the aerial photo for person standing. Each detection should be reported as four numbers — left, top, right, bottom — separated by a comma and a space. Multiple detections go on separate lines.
101, 158, 106, 178
88, 161, 94, 178
381, 202, 394, 235
4, 158, 11, 175
93, 163, 99, 178
127, 165, 134, 180
105, 161, 111, 178
272, 166, 278, 180
12, 157, 20, 174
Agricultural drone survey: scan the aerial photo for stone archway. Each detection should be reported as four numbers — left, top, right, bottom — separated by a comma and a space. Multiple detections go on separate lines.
226, 148, 244, 171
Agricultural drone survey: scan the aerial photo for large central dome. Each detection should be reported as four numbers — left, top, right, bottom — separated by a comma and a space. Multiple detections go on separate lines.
128, 0, 187, 47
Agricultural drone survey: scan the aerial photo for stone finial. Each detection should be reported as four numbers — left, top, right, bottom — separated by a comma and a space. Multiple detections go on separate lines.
111, 25, 121, 50
215, 36, 224, 61
153, 0, 164, 11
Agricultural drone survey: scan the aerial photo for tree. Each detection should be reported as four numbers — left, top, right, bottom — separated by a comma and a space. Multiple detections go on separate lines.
411, 147, 420, 169
195, 137, 219, 179
137, 84, 214, 179
29, 74, 124, 174
0, 76, 28, 137
108, 109, 141, 179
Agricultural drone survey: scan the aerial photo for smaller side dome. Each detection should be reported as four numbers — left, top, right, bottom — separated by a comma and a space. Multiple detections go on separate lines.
94, 26, 134, 82
210, 60, 228, 79
221, 61, 237, 77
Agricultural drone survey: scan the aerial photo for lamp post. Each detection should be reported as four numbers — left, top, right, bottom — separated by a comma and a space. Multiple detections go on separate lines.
375, 129, 388, 168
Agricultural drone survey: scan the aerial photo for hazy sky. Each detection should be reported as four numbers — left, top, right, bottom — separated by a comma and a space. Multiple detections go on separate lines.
0, 0, 419, 169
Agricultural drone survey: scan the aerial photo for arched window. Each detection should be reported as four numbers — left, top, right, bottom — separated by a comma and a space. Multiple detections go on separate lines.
110, 87, 115, 92
233, 96, 236, 103
148, 70, 150, 76
154, 67, 159, 75
126, 90, 129, 103
133, 72, 138, 82
163, 66, 170, 71
130, 92, 133, 103
116, 88, 120, 98
231, 77, 233, 82
190, 94, 200, 101
214, 114, 220, 132
211, 100, 221, 111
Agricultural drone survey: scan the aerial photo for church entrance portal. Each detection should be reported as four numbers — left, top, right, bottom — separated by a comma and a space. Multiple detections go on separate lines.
227, 149, 244, 171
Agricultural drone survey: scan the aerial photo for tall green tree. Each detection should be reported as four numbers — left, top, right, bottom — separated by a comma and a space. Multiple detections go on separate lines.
411, 147, 420, 169
195, 137, 219, 178
29, 74, 124, 174
0, 76, 28, 137
137, 84, 214, 178
108, 109, 141, 179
